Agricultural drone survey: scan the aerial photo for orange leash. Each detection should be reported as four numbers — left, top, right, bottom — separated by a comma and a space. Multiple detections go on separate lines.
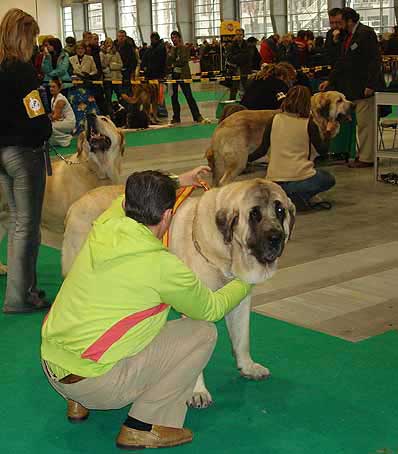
162, 181, 210, 248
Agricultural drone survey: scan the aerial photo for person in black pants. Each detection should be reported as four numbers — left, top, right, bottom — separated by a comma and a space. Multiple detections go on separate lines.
141, 32, 168, 117
0, 8, 52, 313
115, 30, 138, 97
88, 33, 107, 115
167, 31, 207, 125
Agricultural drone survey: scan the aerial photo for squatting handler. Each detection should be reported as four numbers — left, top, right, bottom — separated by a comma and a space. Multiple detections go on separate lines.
41, 167, 253, 450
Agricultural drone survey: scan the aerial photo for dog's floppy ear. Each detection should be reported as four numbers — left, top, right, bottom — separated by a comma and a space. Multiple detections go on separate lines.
216, 208, 239, 244
76, 131, 89, 157
118, 130, 125, 156
283, 198, 296, 242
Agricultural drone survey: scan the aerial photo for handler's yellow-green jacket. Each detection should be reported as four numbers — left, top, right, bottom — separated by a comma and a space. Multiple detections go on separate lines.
41, 196, 252, 378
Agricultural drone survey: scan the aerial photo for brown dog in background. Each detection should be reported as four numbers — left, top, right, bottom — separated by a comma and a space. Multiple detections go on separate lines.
121, 83, 160, 125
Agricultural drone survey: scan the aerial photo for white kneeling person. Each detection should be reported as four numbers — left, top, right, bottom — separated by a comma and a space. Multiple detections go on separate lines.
49, 78, 76, 147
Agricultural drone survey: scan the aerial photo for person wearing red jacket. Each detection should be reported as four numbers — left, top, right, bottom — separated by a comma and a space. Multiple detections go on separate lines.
260, 34, 280, 64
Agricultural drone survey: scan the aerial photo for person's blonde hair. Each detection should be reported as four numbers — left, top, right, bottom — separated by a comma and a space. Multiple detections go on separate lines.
0, 8, 39, 64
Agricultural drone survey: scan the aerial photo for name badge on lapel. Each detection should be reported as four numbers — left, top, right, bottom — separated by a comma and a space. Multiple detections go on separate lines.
350, 43, 358, 51
23, 90, 45, 118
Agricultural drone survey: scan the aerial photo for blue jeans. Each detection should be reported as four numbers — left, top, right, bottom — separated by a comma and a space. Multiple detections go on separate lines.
0, 146, 46, 310
278, 169, 335, 202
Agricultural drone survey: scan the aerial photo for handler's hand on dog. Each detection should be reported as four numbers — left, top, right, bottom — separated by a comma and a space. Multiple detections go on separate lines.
179, 166, 211, 187
319, 81, 330, 92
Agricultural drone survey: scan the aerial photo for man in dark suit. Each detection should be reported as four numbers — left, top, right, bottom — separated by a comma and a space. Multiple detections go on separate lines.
225, 28, 251, 100
325, 8, 344, 67
320, 7, 383, 168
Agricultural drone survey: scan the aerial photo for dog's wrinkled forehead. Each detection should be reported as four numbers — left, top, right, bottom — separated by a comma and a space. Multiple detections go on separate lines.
241, 180, 289, 210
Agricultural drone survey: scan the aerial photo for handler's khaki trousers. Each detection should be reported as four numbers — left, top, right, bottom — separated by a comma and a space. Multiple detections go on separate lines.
43, 319, 217, 428
353, 96, 375, 164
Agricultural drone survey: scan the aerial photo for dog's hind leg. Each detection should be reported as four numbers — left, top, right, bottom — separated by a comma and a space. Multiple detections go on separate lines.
225, 296, 271, 380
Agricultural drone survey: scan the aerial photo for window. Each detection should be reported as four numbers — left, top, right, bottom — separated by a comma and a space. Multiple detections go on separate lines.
239, 0, 273, 39
119, 0, 141, 45
152, 0, 177, 41
346, 0, 396, 34
87, 2, 106, 41
62, 6, 74, 39
287, 0, 329, 36
194, 0, 221, 40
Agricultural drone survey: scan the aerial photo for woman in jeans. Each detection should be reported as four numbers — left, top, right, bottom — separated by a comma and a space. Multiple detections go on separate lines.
0, 8, 52, 313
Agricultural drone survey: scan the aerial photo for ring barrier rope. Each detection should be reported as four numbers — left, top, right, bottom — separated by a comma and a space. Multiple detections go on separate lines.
69, 65, 333, 86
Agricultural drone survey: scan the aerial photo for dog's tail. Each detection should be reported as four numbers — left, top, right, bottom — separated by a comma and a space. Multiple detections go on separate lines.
218, 103, 247, 124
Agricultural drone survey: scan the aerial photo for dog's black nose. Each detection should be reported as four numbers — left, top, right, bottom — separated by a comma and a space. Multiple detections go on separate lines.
268, 230, 283, 249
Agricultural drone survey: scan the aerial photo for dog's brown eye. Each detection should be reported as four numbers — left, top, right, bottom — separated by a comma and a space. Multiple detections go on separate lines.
275, 201, 285, 220
250, 206, 262, 223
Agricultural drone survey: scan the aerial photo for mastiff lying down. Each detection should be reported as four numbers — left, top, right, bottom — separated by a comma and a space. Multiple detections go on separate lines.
62, 178, 295, 408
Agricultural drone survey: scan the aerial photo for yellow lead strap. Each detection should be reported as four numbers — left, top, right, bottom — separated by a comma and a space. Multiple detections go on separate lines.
162, 181, 210, 248
162, 186, 195, 248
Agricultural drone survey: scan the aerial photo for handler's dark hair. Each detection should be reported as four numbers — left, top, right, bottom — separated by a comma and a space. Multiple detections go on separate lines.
281, 85, 311, 118
328, 8, 342, 17
124, 171, 177, 225
341, 7, 360, 23
171, 30, 181, 39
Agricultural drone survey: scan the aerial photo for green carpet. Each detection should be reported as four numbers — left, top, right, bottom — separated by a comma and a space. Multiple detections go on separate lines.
164, 90, 226, 106
52, 124, 217, 157
0, 240, 397, 454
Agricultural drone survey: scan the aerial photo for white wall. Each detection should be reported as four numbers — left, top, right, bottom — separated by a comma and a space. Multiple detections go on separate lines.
0, 0, 62, 38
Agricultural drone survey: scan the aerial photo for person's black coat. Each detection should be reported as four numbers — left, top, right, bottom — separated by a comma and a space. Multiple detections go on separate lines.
115, 40, 137, 79
240, 76, 289, 110
324, 29, 344, 67
249, 45, 262, 71
226, 39, 251, 75
0, 61, 52, 147
328, 23, 383, 100
141, 40, 167, 79
384, 36, 398, 55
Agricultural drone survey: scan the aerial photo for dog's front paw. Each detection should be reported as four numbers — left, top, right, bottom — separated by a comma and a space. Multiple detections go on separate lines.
239, 362, 271, 381
187, 390, 213, 409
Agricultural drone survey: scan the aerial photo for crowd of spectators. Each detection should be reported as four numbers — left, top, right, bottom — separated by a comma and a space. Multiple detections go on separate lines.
31, 5, 398, 147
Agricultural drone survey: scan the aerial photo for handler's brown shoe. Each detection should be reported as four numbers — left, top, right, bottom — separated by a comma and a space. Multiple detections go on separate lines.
116, 424, 193, 450
67, 400, 89, 422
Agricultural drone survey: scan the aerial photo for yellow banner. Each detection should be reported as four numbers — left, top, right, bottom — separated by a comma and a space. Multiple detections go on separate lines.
220, 20, 240, 36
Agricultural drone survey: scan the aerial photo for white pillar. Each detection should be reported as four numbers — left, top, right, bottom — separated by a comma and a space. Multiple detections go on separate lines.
176, 0, 193, 42
328, 0, 344, 9
102, 0, 118, 39
137, 0, 152, 43
71, 3, 85, 41
270, 0, 287, 35
220, 0, 237, 21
